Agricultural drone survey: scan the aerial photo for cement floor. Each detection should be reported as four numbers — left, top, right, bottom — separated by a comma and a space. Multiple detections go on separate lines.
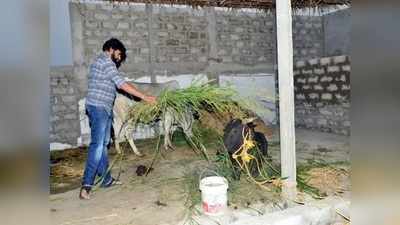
50, 128, 350, 225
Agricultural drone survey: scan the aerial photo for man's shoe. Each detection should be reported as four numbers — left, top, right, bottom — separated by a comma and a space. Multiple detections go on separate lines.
102, 178, 123, 188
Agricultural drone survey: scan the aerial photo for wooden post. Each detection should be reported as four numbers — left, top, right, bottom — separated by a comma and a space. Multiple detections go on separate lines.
276, 0, 297, 200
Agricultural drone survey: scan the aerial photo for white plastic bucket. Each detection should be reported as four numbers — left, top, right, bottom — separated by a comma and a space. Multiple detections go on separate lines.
199, 176, 229, 216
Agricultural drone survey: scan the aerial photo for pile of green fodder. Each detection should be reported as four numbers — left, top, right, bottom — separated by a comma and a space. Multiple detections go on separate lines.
127, 81, 254, 161
128, 81, 249, 125
181, 142, 327, 224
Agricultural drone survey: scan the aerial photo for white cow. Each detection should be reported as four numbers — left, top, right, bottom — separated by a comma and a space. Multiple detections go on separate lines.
113, 80, 194, 156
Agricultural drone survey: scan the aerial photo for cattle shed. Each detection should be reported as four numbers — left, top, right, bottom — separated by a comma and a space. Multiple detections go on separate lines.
50, 0, 351, 224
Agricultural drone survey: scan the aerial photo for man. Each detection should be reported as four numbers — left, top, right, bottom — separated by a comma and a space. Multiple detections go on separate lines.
80, 38, 156, 200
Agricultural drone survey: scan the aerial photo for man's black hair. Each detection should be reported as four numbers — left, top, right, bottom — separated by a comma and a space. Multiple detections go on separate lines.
102, 38, 127, 65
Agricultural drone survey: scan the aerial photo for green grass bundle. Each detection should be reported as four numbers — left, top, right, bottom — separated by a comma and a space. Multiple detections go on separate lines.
128, 82, 248, 124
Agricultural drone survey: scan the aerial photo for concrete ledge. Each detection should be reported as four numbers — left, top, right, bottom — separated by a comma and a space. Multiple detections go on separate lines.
50, 142, 75, 151
188, 197, 349, 225
229, 197, 349, 225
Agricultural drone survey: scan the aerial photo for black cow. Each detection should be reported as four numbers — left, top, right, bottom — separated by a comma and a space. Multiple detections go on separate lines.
222, 118, 268, 180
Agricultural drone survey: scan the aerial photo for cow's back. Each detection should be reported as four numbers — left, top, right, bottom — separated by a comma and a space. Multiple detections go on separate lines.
129, 80, 179, 97
113, 80, 181, 138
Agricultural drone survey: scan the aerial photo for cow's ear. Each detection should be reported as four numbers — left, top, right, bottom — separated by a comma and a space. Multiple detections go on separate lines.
247, 122, 257, 128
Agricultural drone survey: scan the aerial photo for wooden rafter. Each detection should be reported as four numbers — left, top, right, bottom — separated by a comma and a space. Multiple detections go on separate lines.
107, 0, 350, 9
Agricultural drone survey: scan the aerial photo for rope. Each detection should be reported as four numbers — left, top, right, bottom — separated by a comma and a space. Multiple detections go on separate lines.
231, 127, 283, 191
230, 126, 327, 202
145, 132, 162, 176
92, 146, 124, 192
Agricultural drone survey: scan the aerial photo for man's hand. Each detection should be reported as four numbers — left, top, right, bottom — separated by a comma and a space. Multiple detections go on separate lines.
119, 82, 157, 104
143, 95, 157, 104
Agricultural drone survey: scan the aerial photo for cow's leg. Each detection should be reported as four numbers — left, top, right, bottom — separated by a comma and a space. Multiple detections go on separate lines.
127, 137, 143, 157
164, 123, 174, 151
112, 115, 123, 155
125, 124, 143, 157
181, 110, 194, 138
163, 110, 175, 151
181, 110, 210, 158
115, 140, 123, 155
114, 123, 125, 155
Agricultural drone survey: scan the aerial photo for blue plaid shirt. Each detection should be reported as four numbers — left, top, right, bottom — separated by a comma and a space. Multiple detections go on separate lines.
85, 52, 126, 115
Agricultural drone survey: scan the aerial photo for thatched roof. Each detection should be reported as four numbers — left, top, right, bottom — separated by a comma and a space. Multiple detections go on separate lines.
108, 0, 350, 10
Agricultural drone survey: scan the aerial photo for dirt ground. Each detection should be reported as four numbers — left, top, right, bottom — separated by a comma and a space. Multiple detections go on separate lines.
50, 131, 350, 225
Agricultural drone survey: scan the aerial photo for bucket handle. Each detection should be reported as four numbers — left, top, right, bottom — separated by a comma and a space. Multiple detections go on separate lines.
199, 168, 224, 185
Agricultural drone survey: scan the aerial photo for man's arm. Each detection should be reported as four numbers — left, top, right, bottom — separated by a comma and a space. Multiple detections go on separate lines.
103, 59, 156, 104
119, 82, 156, 104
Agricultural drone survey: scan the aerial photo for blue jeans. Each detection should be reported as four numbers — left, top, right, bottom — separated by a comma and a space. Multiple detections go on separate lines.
82, 105, 113, 189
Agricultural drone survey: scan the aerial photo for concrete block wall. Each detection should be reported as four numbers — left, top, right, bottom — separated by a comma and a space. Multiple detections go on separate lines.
292, 15, 324, 61
50, 66, 81, 148
324, 8, 350, 56
294, 55, 350, 135
71, 2, 325, 79
73, 2, 280, 79
215, 12, 276, 65
66, 2, 283, 149
51, 1, 350, 150
151, 9, 209, 66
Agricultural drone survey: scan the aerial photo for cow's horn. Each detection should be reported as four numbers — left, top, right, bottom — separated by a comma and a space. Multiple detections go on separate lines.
242, 117, 257, 124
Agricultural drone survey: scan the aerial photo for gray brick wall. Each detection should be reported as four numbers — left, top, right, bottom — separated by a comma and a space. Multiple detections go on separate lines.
72, 2, 325, 77
215, 12, 276, 65
152, 9, 209, 65
324, 8, 350, 56
50, 66, 81, 145
294, 55, 350, 135
292, 15, 324, 61
56, 2, 349, 149
76, 4, 279, 76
